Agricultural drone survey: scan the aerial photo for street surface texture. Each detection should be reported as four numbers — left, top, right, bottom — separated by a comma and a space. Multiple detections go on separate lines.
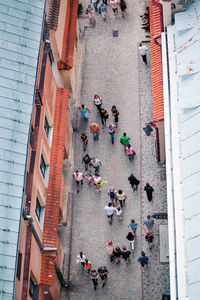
62, 0, 170, 299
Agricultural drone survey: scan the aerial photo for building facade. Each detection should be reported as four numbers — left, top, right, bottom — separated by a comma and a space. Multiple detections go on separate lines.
0, 0, 81, 299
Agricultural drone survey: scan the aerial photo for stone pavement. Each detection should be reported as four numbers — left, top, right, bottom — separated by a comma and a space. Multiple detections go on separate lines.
61, 1, 170, 299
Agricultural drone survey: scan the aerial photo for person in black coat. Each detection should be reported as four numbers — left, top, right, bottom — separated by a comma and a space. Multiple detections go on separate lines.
144, 183, 154, 201
128, 173, 140, 191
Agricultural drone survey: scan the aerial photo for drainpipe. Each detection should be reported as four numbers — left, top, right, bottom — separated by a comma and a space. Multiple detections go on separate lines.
150, 117, 164, 162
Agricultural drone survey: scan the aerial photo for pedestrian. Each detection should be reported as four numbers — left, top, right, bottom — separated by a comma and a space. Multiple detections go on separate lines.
107, 123, 116, 144
125, 144, 136, 161
126, 232, 135, 256
110, 0, 118, 18
79, 104, 90, 120
128, 173, 140, 191
91, 0, 99, 12
116, 189, 127, 207
93, 94, 103, 111
141, 215, 154, 232
111, 105, 119, 127
145, 231, 154, 251
90, 270, 98, 290
73, 170, 84, 193
115, 205, 123, 221
106, 240, 114, 262
76, 251, 86, 268
93, 174, 102, 191
113, 246, 121, 264
107, 186, 117, 206
104, 202, 115, 225
90, 157, 102, 174
128, 219, 138, 235
119, 0, 127, 17
137, 251, 149, 272
85, 173, 93, 185
80, 133, 88, 151
100, 108, 109, 128
82, 154, 91, 171
144, 183, 154, 201
86, 4, 94, 24
98, 266, 108, 288
120, 132, 131, 149
139, 42, 148, 64
99, 2, 107, 20
85, 258, 92, 275
120, 246, 131, 266
90, 122, 100, 140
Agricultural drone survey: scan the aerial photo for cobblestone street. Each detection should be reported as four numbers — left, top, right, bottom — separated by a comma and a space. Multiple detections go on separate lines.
62, 0, 170, 299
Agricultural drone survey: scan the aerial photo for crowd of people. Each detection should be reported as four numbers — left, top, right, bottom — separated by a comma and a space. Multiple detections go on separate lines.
73, 1, 155, 292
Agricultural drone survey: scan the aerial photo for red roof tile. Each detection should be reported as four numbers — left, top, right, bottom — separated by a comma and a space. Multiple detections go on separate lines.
40, 88, 69, 286
58, 0, 79, 70
149, 0, 164, 123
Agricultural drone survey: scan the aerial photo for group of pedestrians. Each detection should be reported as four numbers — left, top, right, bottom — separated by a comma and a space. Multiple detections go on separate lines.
86, 0, 127, 24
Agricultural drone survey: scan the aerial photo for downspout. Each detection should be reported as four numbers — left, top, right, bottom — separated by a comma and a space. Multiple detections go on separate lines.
150, 117, 164, 162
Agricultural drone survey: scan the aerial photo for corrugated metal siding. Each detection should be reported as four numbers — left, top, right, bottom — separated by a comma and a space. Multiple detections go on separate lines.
0, 0, 45, 299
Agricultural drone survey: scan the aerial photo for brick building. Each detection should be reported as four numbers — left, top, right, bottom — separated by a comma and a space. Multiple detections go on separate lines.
0, 0, 81, 299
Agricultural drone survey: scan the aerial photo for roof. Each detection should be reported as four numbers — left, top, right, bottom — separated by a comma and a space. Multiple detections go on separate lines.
0, 0, 45, 298
58, 0, 79, 70
40, 88, 69, 285
149, 0, 164, 123
163, 1, 200, 298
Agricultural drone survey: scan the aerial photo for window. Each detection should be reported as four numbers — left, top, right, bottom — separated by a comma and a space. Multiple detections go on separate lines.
29, 277, 39, 299
40, 155, 47, 178
35, 198, 42, 222
44, 116, 50, 138
48, 47, 55, 75
17, 252, 22, 280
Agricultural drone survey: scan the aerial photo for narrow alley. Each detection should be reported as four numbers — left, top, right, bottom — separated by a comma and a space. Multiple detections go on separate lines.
62, 1, 170, 299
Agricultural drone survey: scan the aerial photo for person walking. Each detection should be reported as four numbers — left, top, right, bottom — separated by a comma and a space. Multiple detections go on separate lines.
145, 231, 154, 251
107, 186, 117, 206
111, 105, 119, 127
76, 251, 86, 268
90, 158, 102, 174
93, 174, 102, 191
144, 183, 154, 201
137, 251, 150, 272
82, 154, 92, 171
91, 0, 99, 12
104, 203, 115, 225
79, 104, 90, 120
120, 132, 131, 149
107, 123, 116, 144
73, 170, 84, 193
90, 122, 100, 140
110, 0, 118, 18
125, 144, 136, 161
86, 4, 94, 24
99, 2, 107, 20
120, 246, 131, 266
128, 173, 140, 191
93, 94, 103, 111
106, 240, 114, 262
128, 219, 138, 235
85, 258, 92, 275
100, 108, 109, 128
119, 0, 127, 17
139, 42, 148, 64
126, 232, 135, 256
113, 246, 121, 264
141, 215, 154, 232
80, 133, 88, 151
116, 189, 127, 207
115, 205, 123, 221
98, 266, 108, 288
90, 270, 98, 290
